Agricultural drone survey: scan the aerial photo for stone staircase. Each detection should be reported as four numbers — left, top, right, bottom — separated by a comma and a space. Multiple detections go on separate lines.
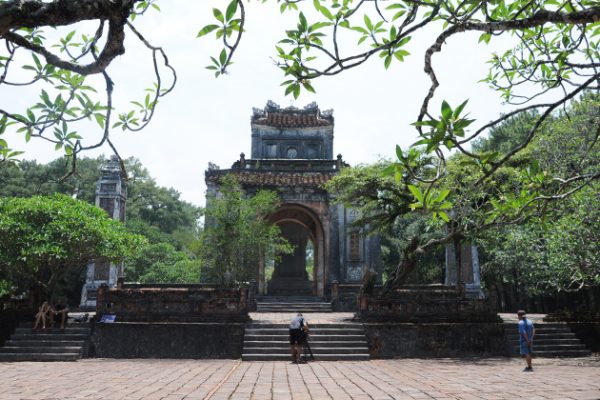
255, 296, 332, 313
505, 322, 591, 357
242, 322, 370, 361
0, 322, 91, 361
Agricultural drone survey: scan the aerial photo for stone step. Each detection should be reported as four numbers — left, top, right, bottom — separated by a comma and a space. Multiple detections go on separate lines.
244, 340, 367, 348
0, 321, 90, 362
0, 352, 82, 362
256, 305, 332, 312
242, 346, 369, 354
242, 319, 369, 361
505, 323, 591, 358
247, 323, 361, 329
245, 328, 364, 335
15, 327, 90, 335
4, 340, 86, 347
507, 333, 579, 340
507, 338, 583, 346
532, 349, 591, 357
19, 322, 91, 329
242, 353, 370, 361
10, 333, 89, 341
244, 334, 366, 342
0, 346, 82, 354
532, 344, 589, 351
256, 297, 326, 303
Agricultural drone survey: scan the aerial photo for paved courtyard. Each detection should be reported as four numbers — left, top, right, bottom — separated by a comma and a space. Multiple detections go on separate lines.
1, 357, 599, 400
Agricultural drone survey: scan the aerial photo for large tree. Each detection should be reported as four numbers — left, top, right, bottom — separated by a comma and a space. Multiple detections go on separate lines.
0, 193, 145, 299
328, 93, 599, 292
201, 175, 292, 285
0, 155, 202, 249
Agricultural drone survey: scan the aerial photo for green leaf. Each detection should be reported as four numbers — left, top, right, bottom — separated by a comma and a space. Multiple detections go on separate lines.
197, 24, 219, 38
438, 211, 450, 222
299, 12, 308, 31
453, 99, 468, 119
435, 190, 450, 203
219, 48, 227, 66
225, 0, 238, 21
94, 113, 105, 128
407, 184, 423, 203
441, 100, 452, 120
384, 55, 392, 69
395, 145, 403, 161
213, 8, 224, 23
478, 33, 491, 44
364, 14, 373, 31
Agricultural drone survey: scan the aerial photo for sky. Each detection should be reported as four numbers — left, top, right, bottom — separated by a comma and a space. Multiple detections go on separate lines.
3, 1, 519, 207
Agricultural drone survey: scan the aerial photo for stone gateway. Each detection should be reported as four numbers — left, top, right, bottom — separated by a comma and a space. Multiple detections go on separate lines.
205, 102, 382, 297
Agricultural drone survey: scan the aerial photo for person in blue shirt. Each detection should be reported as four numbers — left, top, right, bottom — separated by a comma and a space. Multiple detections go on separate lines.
517, 310, 535, 371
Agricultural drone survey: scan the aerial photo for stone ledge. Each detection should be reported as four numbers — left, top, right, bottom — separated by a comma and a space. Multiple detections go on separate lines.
364, 322, 507, 358
90, 322, 245, 359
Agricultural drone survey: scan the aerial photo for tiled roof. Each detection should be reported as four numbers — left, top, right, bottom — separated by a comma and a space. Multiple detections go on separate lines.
254, 113, 331, 128
205, 170, 337, 188
252, 101, 333, 128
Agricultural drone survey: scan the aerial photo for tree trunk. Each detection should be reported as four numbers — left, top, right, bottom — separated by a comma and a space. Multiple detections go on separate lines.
382, 236, 421, 294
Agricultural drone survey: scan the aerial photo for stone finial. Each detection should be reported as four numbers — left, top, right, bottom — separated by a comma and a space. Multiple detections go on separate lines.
336, 154, 343, 169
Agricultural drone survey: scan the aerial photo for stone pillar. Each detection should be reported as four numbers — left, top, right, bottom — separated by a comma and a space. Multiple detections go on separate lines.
445, 242, 484, 299
80, 156, 127, 309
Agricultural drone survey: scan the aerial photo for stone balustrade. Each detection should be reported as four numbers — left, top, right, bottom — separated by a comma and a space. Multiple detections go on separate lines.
96, 284, 249, 322
356, 285, 499, 322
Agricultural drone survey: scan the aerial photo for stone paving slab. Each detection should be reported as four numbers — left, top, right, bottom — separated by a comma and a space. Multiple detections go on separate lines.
1, 357, 599, 399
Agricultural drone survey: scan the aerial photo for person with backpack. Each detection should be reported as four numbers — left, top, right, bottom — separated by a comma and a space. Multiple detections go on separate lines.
517, 310, 535, 371
289, 312, 309, 363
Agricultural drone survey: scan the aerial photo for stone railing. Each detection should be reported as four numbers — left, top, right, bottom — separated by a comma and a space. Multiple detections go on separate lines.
96, 284, 249, 322
330, 282, 363, 311
356, 285, 499, 322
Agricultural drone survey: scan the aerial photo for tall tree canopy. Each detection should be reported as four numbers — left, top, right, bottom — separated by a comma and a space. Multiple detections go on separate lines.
0, 194, 145, 298
328, 93, 598, 292
0, 156, 202, 292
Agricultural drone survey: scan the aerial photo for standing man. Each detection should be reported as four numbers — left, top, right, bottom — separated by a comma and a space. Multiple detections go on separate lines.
289, 312, 308, 363
517, 310, 535, 371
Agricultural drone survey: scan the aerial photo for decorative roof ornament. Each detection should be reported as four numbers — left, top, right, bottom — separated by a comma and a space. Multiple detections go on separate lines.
252, 101, 334, 127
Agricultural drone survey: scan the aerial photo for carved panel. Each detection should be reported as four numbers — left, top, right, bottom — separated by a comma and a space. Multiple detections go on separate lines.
349, 230, 360, 260
93, 259, 110, 281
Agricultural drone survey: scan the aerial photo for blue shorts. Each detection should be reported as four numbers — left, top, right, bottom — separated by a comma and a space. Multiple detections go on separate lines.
520, 341, 532, 355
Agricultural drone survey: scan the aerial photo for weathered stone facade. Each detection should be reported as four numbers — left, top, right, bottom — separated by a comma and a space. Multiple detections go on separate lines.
95, 283, 249, 322
205, 102, 382, 297
80, 156, 127, 309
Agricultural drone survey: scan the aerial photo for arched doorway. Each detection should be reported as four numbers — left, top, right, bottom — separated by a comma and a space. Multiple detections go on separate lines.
259, 204, 327, 297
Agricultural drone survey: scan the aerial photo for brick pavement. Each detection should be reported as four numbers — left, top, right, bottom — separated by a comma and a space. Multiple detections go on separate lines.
1, 357, 598, 400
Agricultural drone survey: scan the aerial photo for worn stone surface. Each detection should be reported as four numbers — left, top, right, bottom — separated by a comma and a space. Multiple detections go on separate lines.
1, 357, 599, 399
91, 322, 245, 359
365, 323, 507, 358
96, 285, 249, 322
358, 286, 499, 323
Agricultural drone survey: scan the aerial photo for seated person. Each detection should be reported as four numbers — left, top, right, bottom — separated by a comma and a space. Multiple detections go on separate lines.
52, 300, 69, 329
33, 301, 51, 330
